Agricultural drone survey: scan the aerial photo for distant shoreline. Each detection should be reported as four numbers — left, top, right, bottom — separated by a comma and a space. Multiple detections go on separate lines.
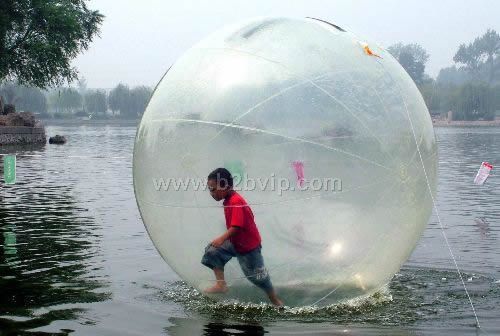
40, 118, 140, 126
432, 119, 500, 127
35, 118, 500, 128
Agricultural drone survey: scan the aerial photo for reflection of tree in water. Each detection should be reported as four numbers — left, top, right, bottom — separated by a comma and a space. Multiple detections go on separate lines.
0, 176, 109, 334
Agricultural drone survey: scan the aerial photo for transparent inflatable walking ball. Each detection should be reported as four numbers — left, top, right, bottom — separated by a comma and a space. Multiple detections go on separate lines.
133, 17, 438, 306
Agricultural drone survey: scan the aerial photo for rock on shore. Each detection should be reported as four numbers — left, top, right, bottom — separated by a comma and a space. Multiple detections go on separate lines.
0, 112, 37, 127
0, 112, 46, 145
48, 135, 67, 144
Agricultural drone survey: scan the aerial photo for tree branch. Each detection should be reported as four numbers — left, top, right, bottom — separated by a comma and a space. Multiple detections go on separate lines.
7, 22, 34, 54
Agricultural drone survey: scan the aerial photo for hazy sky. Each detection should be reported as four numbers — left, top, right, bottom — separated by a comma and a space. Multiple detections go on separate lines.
73, 0, 500, 89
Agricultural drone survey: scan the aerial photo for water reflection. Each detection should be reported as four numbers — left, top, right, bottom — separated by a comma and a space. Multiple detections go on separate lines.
473, 217, 490, 239
166, 318, 268, 336
167, 318, 266, 336
0, 309, 81, 336
3, 228, 17, 258
203, 322, 266, 336
0, 149, 109, 333
166, 317, 424, 336
160, 263, 499, 334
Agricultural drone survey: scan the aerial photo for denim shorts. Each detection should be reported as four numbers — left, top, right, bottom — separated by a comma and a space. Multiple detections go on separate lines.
201, 240, 273, 293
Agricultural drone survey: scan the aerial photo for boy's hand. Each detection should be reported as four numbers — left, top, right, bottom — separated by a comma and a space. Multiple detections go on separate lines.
211, 236, 226, 248
210, 227, 238, 248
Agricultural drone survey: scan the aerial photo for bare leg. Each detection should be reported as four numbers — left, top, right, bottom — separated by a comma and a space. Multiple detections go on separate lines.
204, 268, 229, 293
267, 289, 283, 306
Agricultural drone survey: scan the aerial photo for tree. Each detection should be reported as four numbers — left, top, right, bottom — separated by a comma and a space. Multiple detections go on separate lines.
452, 83, 496, 121
0, 82, 47, 114
418, 80, 441, 114
496, 85, 500, 112
84, 89, 107, 114
17, 86, 47, 114
387, 43, 430, 85
436, 65, 471, 85
0, 82, 18, 104
0, 0, 103, 89
48, 88, 82, 114
129, 86, 152, 117
108, 84, 152, 118
77, 77, 88, 95
108, 83, 129, 116
453, 44, 481, 75
453, 29, 500, 84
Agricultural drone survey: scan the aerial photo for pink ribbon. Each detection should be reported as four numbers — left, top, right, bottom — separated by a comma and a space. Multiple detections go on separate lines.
292, 161, 305, 187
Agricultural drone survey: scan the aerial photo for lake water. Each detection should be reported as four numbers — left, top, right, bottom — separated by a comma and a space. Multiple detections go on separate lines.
1, 126, 499, 335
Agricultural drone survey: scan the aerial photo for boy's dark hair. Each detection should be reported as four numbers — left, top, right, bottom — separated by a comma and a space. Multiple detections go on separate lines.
208, 168, 233, 188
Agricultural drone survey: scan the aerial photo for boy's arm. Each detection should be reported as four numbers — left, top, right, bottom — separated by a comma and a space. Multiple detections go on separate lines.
211, 226, 240, 247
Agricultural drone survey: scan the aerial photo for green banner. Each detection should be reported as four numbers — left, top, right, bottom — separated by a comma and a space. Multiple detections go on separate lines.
3, 155, 16, 184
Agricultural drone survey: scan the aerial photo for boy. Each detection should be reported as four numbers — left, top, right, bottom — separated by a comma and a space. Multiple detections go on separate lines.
201, 168, 283, 306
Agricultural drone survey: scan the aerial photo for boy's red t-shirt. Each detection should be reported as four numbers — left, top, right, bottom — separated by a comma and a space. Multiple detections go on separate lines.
223, 192, 261, 253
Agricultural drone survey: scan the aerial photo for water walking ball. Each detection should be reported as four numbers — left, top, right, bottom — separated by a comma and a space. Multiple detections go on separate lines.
133, 17, 437, 306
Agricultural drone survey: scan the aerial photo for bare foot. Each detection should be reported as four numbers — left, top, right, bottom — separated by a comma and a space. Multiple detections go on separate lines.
268, 292, 284, 306
204, 284, 228, 294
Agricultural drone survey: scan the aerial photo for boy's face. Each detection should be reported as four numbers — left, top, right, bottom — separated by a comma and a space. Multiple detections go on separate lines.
207, 179, 229, 201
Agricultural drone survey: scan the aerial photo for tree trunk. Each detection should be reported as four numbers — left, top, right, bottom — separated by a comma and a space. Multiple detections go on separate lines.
488, 55, 495, 84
